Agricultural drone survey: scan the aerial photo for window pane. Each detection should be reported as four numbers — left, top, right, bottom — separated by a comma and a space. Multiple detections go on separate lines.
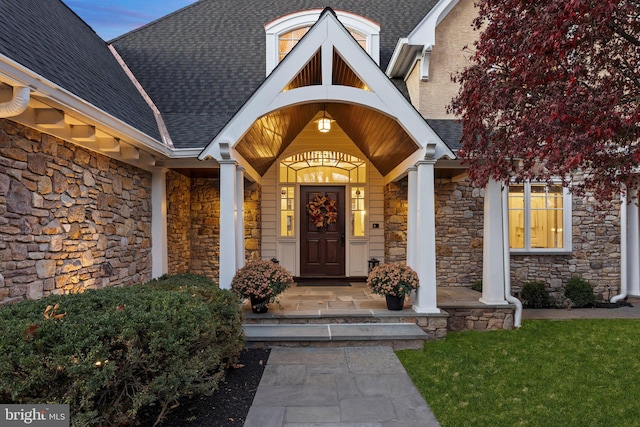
280, 186, 294, 237
511, 182, 565, 250
350, 30, 367, 50
279, 27, 310, 61
508, 185, 525, 248
351, 187, 365, 237
530, 209, 563, 249
297, 166, 350, 183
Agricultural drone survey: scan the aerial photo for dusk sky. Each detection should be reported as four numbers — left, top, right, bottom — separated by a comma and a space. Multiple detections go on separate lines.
64, 0, 198, 41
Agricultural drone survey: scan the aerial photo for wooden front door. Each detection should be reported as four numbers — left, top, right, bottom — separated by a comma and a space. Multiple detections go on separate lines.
300, 186, 345, 277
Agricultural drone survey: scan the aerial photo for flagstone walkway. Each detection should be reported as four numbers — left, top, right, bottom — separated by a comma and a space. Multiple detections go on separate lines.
244, 346, 440, 427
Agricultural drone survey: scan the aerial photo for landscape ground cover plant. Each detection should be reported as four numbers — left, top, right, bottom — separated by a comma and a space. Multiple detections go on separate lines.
0, 274, 244, 426
397, 319, 640, 426
519, 281, 552, 308
564, 277, 597, 308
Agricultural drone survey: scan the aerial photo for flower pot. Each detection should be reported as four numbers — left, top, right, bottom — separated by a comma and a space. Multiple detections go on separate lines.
250, 296, 269, 314
385, 294, 404, 311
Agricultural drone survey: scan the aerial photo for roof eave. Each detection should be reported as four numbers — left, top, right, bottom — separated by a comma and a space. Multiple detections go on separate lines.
0, 54, 172, 168
386, 0, 461, 79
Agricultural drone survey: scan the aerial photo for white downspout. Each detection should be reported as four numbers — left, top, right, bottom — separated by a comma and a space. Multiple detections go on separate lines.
0, 85, 30, 118
502, 185, 522, 327
612, 190, 628, 303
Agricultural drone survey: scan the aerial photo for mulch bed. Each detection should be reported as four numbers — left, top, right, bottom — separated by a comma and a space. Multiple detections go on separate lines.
138, 348, 270, 427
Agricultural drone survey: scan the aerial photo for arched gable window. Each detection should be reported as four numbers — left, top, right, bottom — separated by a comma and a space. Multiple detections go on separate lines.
278, 27, 367, 62
265, 10, 380, 75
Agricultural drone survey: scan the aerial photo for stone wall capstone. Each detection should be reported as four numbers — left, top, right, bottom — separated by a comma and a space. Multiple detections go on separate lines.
0, 119, 152, 305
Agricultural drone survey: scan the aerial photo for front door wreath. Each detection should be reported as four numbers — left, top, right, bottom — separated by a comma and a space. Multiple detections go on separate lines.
306, 194, 338, 228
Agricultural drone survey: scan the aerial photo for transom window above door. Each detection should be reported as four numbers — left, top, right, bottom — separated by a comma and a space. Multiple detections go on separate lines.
279, 151, 366, 183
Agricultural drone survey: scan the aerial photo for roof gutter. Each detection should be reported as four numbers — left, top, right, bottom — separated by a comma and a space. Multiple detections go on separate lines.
385, 0, 460, 80
0, 53, 172, 158
0, 85, 30, 118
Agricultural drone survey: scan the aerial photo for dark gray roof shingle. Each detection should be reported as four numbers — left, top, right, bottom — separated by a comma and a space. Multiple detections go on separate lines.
0, 0, 160, 141
427, 119, 462, 150
112, 0, 439, 149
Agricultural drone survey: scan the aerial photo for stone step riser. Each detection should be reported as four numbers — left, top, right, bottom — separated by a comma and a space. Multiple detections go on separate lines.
243, 322, 435, 350
246, 339, 425, 350
244, 315, 449, 338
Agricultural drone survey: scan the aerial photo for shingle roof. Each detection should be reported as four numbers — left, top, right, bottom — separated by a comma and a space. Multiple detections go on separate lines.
427, 119, 462, 150
0, 0, 160, 141
112, 0, 439, 149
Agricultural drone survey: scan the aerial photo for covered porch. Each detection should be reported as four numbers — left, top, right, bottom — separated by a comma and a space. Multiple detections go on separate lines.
184, 9, 520, 324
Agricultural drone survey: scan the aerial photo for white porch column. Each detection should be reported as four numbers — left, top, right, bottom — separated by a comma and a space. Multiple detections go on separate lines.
219, 160, 238, 289
236, 167, 245, 269
407, 166, 418, 268
481, 178, 509, 305
412, 159, 439, 313
151, 167, 168, 278
626, 187, 640, 297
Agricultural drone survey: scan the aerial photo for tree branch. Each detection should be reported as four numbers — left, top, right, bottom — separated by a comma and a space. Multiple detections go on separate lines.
606, 21, 640, 47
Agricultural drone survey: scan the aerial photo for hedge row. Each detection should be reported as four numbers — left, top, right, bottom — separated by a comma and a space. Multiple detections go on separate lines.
0, 274, 244, 426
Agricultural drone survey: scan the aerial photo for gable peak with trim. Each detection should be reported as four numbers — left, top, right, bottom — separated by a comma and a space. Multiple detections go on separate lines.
199, 7, 454, 181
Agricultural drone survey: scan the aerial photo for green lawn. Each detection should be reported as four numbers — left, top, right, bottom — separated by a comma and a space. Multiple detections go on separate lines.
397, 320, 640, 427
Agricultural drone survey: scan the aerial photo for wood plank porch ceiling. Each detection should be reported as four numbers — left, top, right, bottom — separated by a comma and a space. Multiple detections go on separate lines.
234, 49, 419, 176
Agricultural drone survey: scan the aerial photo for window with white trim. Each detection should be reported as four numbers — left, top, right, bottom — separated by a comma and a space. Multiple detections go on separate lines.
508, 182, 571, 252
265, 9, 380, 74
277, 26, 367, 62
278, 151, 368, 238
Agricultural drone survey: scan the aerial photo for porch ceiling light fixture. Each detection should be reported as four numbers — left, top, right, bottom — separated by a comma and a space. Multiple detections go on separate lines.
316, 110, 332, 133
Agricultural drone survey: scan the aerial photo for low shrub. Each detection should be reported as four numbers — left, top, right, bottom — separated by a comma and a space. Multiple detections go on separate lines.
564, 277, 596, 308
0, 274, 244, 426
520, 281, 552, 308
471, 279, 483, 292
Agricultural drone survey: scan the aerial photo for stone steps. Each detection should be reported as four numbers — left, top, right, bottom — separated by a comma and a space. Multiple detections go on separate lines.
242, 308, 450, 349
243, 322, 429, 350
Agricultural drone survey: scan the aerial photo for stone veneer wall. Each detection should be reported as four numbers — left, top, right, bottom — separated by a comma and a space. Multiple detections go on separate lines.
244, 182, 261, 261
384, 180, 408, 263
0, 119, 152, 306
443, 307, 515, 331
166, 170, 191, 274
383, 176, 484, 286
165, 174, 261, 282
188, 178, 220, 280
435, 178, 484, 287
380, 173, 620, 301
510, 194, 621, 302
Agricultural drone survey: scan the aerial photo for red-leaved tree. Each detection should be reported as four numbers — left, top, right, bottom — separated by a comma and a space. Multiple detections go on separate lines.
450, 0, 639, 203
